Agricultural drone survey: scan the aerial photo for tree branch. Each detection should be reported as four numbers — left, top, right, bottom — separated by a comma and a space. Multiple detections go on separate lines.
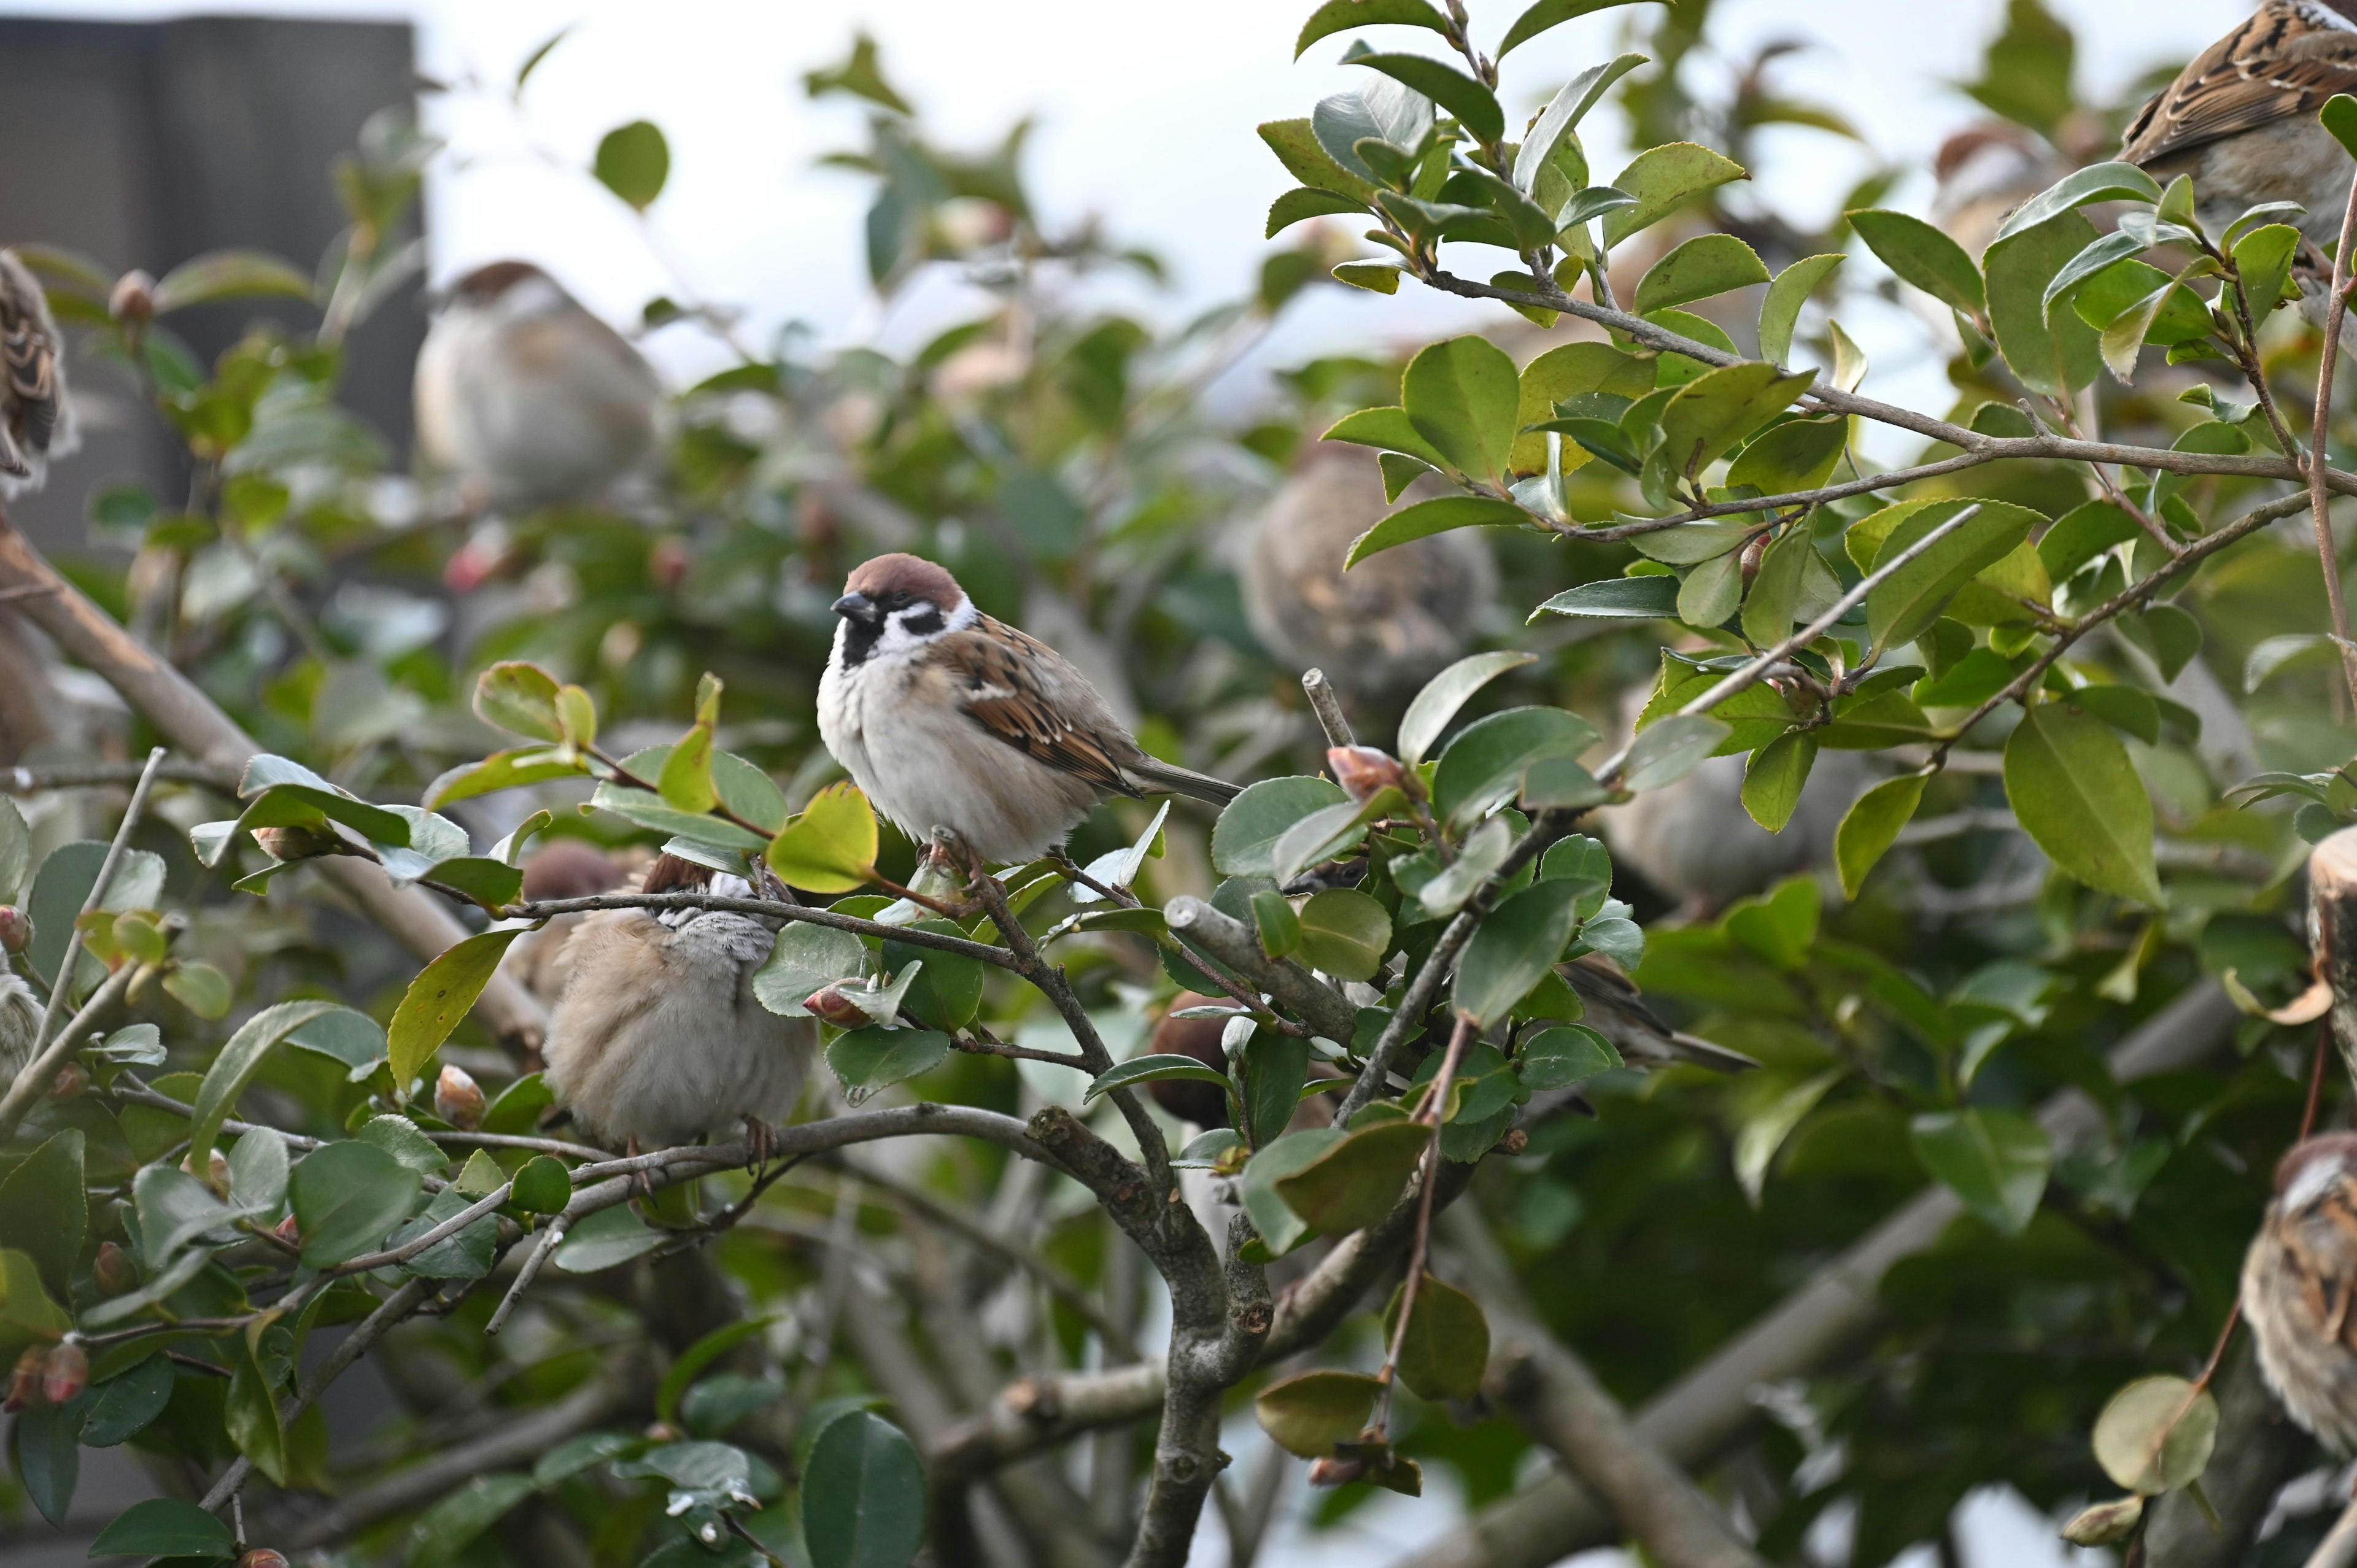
2311, 159, 2357, 708
1164, 898, 1361, 1044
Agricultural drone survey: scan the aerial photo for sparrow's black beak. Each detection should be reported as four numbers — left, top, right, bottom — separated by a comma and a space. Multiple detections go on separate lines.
831, 592, 882, 625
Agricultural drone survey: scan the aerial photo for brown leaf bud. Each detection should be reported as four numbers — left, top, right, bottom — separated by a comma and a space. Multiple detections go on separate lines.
1307, 1455, 1368, 1488
238, 1550, 293, 1568
109, 269, 155, 326
40, 1342, 86, 1405
2059, 1496, 2143, 1547
4, 1344, 43, 1411
184, 1148, 230, 1191
0, 906, 31, 954
649, 536, 694, 593
1326, 746, 1406, 803
251, 824, 349, 863
803, 986, 873, 1028
93, 1241, 136, 1297
49, 1063, 88, 1100
273, 1214, 301, 1247
1738, 529, 1770, 586
435, 1064, 486, 1131
1498, 1127, 1529, 1156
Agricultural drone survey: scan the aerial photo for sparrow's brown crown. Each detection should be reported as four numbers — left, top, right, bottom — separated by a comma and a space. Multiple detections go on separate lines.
843, 552, 966, 611
519, 839, 626, 903
2278, 1131, 2357, 1198
447, 260, 552, 305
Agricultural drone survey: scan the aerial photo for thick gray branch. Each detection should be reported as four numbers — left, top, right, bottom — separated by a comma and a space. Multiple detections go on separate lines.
1164, 897, 1361, 1043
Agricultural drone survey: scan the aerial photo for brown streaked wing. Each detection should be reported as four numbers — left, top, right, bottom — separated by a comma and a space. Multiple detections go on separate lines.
2301, 1175, 2357, 1351
2123, 9, 2357, 166
939, 626, 1142, 798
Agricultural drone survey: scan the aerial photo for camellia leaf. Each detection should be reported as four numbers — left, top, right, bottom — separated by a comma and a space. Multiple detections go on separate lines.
1757, 253, 1845, 365
1258, 117, 1378, 203
1530, 576, 1681, 622
187, 1000, 339, 1177
408, 1474, 536, 1565
768, 782, 878, 893
1295, 0, 1451, 58
1323, 404, 1453, 470
1453, 879, 1581, 1028
1298, 888, 1393, 982
828, 1028, 952, 1105
1084, 1054, 1233, 1105
0, 1131, 82, 1300
2092, 1374, 2220, 1495
1633, 233, 1770, 315
1623, 713, 1731, 791
1984, 210, 2103, 396
1346, 50, 1503, 142
509, 1155, 573, 1216
1848, 209, 1985, 314
1401, 336, 1522, 483
594, 119, 670, 210
1496, 0, 1649, 58
1257, 1368, 1382, 1457
1273, 1119, 1430, 1232
1834, 771, 1929, 897
1398, 651, 1538, 767
225, 1330, 287, 1485
1213, 777, 1350, 876
803, 1410, 927, 1568
554, 1206, 666, 1273
473, 660, 565, 742
1268, 185, 1369, 236
1382, 1272, 1492, 1402
1741, 730, 1819, 833
290, 1139, 422, 1266
1601, 141, 1747, 247
1655, 361, 1816, 480
1240, 1127, 1347, 1255
87, 1499, 237, 1559
1244, 1031, 1312, 1149
1515, 52, 1647, 189
1433, 706, 1598, 828
1995, 161, 2162, 242
1910, 1107, 2051, 1235
1854, 498, 2039, 655
2003, 702, 2162, 903
753, 923, 870, 1018
1517, 1024, 1622, 1089
387, 930, 525, 1088
148, 249, 315, 314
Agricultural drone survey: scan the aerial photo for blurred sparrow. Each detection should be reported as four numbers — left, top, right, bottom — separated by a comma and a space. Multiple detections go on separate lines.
1145, 993, 1232, 1128
1240, 446, 1496, 705
1932, 123, 2065, 257
1554, 954, 1757, 1074
2121, 2, 2357, 251
414, 260, 661, 511
817, 553, 1242, 867
0, 251, 74, 497
2241, 1130, 2357, 1451
0, 968, 41, 1080
543, 854, 815, 1155
503, 839, 635, 1005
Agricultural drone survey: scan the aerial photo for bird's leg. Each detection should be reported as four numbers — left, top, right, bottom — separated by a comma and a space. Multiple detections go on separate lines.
624, 1135, 657, 1202
740, 1114, 776, 1172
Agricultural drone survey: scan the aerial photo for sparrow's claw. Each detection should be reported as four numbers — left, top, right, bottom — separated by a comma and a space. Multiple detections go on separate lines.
741, 1115, 778, 1170
624, 1136, 657, 1203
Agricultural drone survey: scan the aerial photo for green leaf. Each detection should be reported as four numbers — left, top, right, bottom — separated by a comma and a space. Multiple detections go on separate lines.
1741, 730, 1819, 833
1758, 254, 1845, 366
2092, 1375, 2220, 1495
593, 120, 669, 210
657, 1318, 779, 1427
1510, 342, 1655, 474
1655, 362, 1816, 479
2040, 230, 2148, 323
1623, 713, 1731, 791
473, 660, 565, 742
1085, 1054, 1232, 1105
1985, 210, 2103, 396
1298, 889, 1393, 983
1633, 234, 1770, 315
1733, 1068, 1844, 1205
1382, 1272, 1491, 1402
391, 1187, 499, 1280
87, 1498, 235, 1559
1259, 118, 1378, 202
1736, 526, 1805, 647
554, 1205, 665, 1273
188, 1000, 339, 1175
753, 923, 870, 1018
1848, 210, 1985, 313
1268, 186, 1369, 237
768, 782, 878, 893
1727, 416, 1847, 497
1433, 707, 1598, 828
1347, 50, 1502, 142
387, 930, 524, 1088
1531, 576, 1680, 622
2232, 222, 2302, 317
1333, 260, 1404, 293
1402, 336, 1521, 483
424, 747, 590, 809
225, 1334, 287, 1485
828, 1028, 952, 1105
133, 1165, 241, 1267
1295, 0, 1450, 57
657, 720, 719, 815
1996, 162, 2162, 242
1515, 53, 1646, 190
1517, 1024, 1621, 1089
1213, 778, 1350, 876
2327, 93, 2357, 159
1245, 1032, 1313, 1149
886, 925, 985, 1031
359, 1113, 447, 1177
1910, 1108, 2051, 1235
509, 1155, 572, 1215
1835, 772, 1927, 897
2003, 703, 2161, 903
1257, 1368, 1382, 1456
1323, 405, 1453, 469
1273, 1119, 1430, 1232
148, 249, 315, 314
1856, 498, 2039, 654
79, 1355, 175, 1448
1398, 651, 1538, 767
1497, 0, 1647, 58
0, 1132, 82, 1301
1601, 142, 1747, 247
1240, 1128, 1347, 1254
2071, 686, 2160, 746
292, 1140, 422, 1266
1251, 888, 1302, 957
12, 1400, 74, 1524
28, 840, 163, 986
407, 1473, 536, 1567
164, 960, 233, 1020
803, 1411, 927, 1568
0, 796, 28, 903
2040, 500, 2138, 581
1453, 879, 1581, 1028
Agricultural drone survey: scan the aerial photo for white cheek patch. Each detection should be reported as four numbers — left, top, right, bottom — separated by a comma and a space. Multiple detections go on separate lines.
2287, 1151, 2353, 1213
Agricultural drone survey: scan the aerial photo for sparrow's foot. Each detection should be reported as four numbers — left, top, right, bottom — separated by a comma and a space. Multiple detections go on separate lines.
624, 1136, 657, 1202
740, 1115, 777, 1170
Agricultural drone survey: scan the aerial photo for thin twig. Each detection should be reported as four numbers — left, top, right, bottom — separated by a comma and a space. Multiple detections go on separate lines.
1374, 1014, 1473, 1438
1302, 670, 1357, 748
485, 1215, 569, 1335
0, 960, 137, 1143
2313, 160, 2357, 709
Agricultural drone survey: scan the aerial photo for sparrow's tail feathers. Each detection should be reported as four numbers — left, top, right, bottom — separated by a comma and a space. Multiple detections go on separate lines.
1666, 1030, 1760, 1075
1128, 757, 1243, 806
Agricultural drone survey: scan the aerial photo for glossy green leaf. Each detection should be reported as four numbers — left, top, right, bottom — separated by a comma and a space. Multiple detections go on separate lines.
1496, 0, 1647, 55
594, 119, 670, 210
1741, 730, 1819, 833
2004, 702, 2161, 903
188, 999, 339, 1174
1727, 417, 1847, 497
1454, 879, 1580, 1028
1655, 361, 1816, 479
1517, 1024, 1621, 1089
828, 1028, 952, 1104
1601, 142, 1747, 247
1259, 117, 1378, 202
1531, 576, 1680, 622
473, 660, 565, 742
1910, 1107, 2051, 1235
554, 1205, 665, 1273
1401, 336, 1521, 482
1398, 651, 1538, 767
1298, 888, 1393, 982
1984, 210, 2103, 396
1758, 253, 1845, 365
1997, 161, 2162, 242
1240, 1127, 1346, 1254
1623, 713, 1731, 791
1847, 209, 1984, 312
79, 1354, 176, 1448
1268, 186, 1368, 237
387, 930, 524, 1089
1323, 405, 1453, 469
1295, 0, 1450, 57
87, 1498, 236, 1558
149, 249, 315, 314
509, 1154, 572, 1215
803, 1409, 927, 1568
1433, 707, 1598, 828
0, 1131, 82, 1301
1085, 1054, 1233, 1105
1834, 771, 1927, 897
2092, 1374, 2220, 1495
1514, 52, 1647, 188
1275, 1119, 1429, 1232
768, 781, 878, 893
1633, 233, 1770, 315
291, 1140, 422, 1266
1257, 1368, 1382, 1456
753, 922, 869, 1018
1856, 498, 2038, 654
1213, 777, 1350, 876
1347, 50, 1502, 142
1245, 1032, 1312, 1149
1382, 1272, 1491, 1402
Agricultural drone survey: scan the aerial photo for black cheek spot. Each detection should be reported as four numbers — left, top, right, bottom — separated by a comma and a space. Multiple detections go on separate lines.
898, 607, 944, 638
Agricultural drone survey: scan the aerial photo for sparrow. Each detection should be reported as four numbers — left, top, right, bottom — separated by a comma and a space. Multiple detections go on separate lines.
414, 260, 662, 512
541, 853, 816, 1154
1554, 954, 1758, 1074
816, 553, 1242, 867
2241, 1130, 2357, 1452
1932, 123, 2066, 257
2120, 1, 2357, 252
0, 251, 74, 498
0, 968, 42, 1080
501, 839, 637, 1005
1240, 445, 1496, 706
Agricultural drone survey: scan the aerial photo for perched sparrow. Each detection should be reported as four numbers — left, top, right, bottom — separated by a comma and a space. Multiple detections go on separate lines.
0, 968, 40, 1079
1240, 446, 1496, 706
1554, 954, 1757, 1074
817, 553, 1242, 866
503, 839, 634, 1005
2242, 1131, 2357, 1451
0, 251, 74, 497
2121, 2, 2357, 252
543, 854, 815, 1152
414, 260, 661, 511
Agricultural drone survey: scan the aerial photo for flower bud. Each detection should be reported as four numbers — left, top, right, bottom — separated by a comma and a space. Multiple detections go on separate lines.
435, 1064, 486, 1131
49, 1062, 88, 1100
93, 1241, 136, 1297
273, 1214, 301, 1247
40, 1342, 86, 1406
648, 536, 693, 593
0, 906, 31, 954
238, 1550, 292, 1568
251, 824, 349, 862
1738, 529, 1770, 586
1307, 1455, 1368, 1488
109, 269, 155, 326
2059, 1496, 2143, 1547
1326, 746, 1406, 803
4, 1345, 44, 1411
643, 1420, 679, 1444
184, 1148, 230, 1190
1498, 1127, 1529, 1156
804, 986, 873, 1028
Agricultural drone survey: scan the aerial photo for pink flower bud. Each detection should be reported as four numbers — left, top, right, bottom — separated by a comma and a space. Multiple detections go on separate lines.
48, 1063, 87, 1100
649, 536, 693, 593
109, 270, 155, 326
273, 1215, 301, 1247
4, 1345, 42, 1411
184, 1148, 230, 1190
1326, 746, 1406, 803
0, 906, 31, 954
1307, 1455, 1368, 1488
804, 986, 872, 1027
93, 1242, 136, 1297
435, 1064, 486, 1131
39, 1342, 86, 1406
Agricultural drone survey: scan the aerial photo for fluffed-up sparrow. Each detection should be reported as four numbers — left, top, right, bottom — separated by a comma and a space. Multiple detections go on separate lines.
0, 252, 74, 498
1554, 954, 1757, 1074
817, 553, 1242, 867
1240, 445, 1496, 706
543, 854, 815, 1153
414, 260, 662, 512
2241, 1130, 2357, 1452
2121, 1, 2357, 252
